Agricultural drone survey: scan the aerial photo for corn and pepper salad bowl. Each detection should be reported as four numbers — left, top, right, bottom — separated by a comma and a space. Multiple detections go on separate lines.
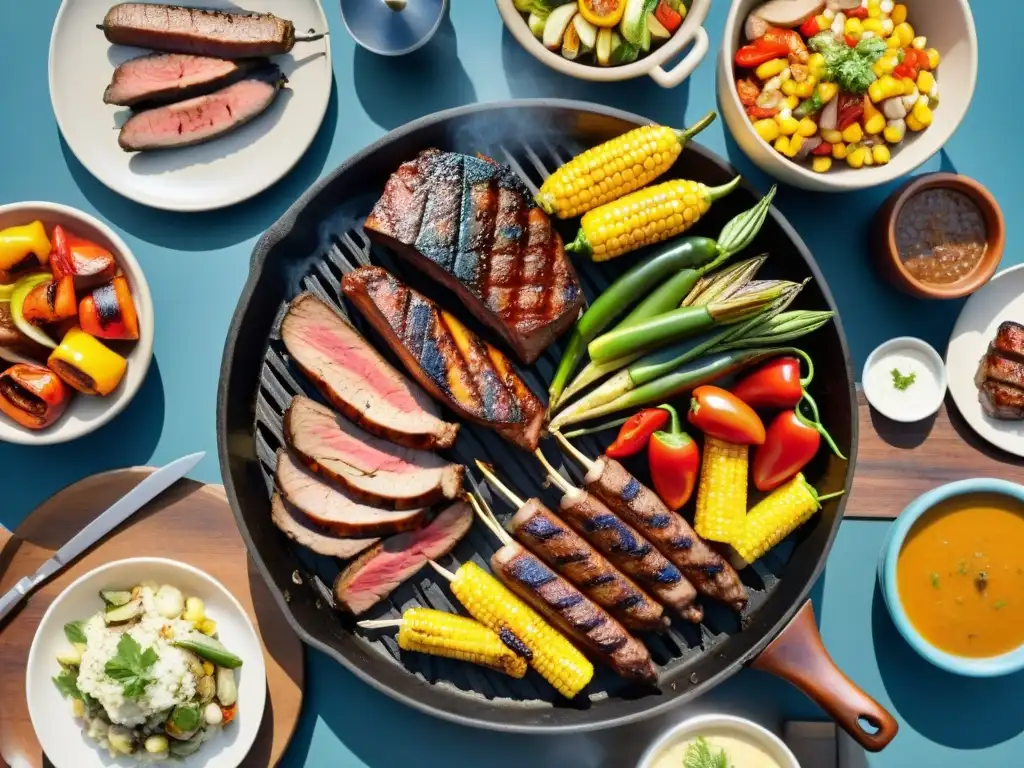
717, 0, 977, 192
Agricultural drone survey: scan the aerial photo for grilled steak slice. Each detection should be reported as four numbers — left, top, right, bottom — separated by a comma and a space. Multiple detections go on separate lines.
507, 498, 667, 632
270, 493, 378, 560
0, 303, 49, 365
993, 321, 1024, 363
977, 353, 1024, 391
333, 501, 473, 614
491, 543, 658, 685
276, 451, 428, 537
585, 457, 748, 611
365, 149, 584, 364
118, 64, 286, 152
979, 380, 1024, 420
342, 266, 545, 451
104, 53, 261, 108
281, 293, 457, 450
101, 4, 298, 58
284, 396, 463, 509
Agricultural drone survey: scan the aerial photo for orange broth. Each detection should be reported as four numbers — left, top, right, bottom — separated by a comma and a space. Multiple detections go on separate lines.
896, 493, 1024, 658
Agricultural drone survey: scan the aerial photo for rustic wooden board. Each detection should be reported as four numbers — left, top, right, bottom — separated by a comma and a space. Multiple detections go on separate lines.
847, 389, 1024, 519
0, 468, 304, 768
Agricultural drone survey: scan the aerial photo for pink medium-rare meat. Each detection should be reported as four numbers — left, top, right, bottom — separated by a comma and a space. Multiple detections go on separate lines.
270, 493, 378, 560
101, 4, 298, 58
103, 52, 261, 107
284, 396, 464, 509
333, 501, 474, 614
275, 451, 428, 537
364, 149, 584, 364
280, 293, 458, 450
342, 266, 545, 451
117, 64, 285, 152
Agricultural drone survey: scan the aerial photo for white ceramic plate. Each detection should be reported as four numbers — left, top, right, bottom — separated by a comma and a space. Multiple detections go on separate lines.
946, 263, 1024, 456
27, 558, 266, 768
49, 0, 332, 212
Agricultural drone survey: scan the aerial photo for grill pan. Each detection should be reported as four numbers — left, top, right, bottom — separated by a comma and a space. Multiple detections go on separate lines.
217, 100, 897, 749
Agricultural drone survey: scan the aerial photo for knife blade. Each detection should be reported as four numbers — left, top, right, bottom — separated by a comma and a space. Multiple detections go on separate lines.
0, 452, 205, 624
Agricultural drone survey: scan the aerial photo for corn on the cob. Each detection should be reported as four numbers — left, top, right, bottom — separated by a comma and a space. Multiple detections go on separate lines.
394, 607, 528, 678
694, 437, 749, 544
536, 112, 717, 220
450, 561, 593, 698
730, 474, 839, 566
566, 176, 741, 262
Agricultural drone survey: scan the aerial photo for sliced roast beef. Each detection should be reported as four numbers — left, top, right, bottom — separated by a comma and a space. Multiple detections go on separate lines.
275, 450, 428, 537
280, 293, 458, 450
104, 53, 261, 108
118, 64, 286, 152
365, 149, 584, 364
333, 501, 473, 614
270, 493, 378, 560
342, 266, 545, 451
284, 396, 463, 509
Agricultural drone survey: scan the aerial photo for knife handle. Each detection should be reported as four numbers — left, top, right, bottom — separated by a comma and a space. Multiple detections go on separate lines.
0, 577, 32, 625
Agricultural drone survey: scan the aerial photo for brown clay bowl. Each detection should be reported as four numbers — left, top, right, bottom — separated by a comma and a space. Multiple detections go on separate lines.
872, 173, 1005, 299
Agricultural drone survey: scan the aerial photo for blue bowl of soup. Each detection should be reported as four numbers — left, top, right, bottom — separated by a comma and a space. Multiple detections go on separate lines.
878, 478, 1024, 676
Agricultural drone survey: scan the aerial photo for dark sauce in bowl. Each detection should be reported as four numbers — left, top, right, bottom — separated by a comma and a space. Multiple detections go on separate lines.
895, 189, 988, 285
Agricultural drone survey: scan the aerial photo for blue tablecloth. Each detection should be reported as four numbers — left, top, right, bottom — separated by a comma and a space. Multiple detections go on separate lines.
2, 2, 1018, 766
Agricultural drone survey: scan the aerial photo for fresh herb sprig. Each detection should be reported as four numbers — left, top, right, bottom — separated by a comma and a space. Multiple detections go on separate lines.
891, 368, 917, 391
809, 33, 887, 94
683, 736, 731, 768
64, 621, 87, 645
104, 634, 158, 699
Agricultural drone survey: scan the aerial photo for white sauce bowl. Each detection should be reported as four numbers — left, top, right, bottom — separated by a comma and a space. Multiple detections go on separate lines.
863, 336, 947, 422
637, 713, 799, 768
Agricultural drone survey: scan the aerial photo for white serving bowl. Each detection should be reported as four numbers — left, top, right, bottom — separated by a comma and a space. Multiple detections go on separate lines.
27, 558, 267, 768
0, 202, 154, 445
637, 713, 800, 767
717, 0, 977, 191
497, 0, 711, 88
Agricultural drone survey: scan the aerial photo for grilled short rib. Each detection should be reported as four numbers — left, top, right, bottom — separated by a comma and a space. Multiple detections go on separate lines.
977, 321, 1024, 420
364, 149, 584, 364
342, 266, 545, 451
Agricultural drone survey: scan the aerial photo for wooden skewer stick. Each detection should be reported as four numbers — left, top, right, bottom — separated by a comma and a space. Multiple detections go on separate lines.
295, 31, 328, 42
474, 461, 527, 509
533, 450, 577, 496
552, 431, 596, 472
428, 560, 456, 581
463, 491, 511, 547
357, 618, 403, 630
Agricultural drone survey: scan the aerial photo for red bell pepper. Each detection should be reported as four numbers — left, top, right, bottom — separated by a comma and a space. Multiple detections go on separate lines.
846, 6, 869, 19
762, 27, 809, 63
836, 92, 864, 130
50, 225, 118, 290
811, 141, 833, 156
844, 34, 858, 48
654, 0, 684, 33
731, 356, 808, 410
688, 386, 766, 445
800, 16, 822, 37
753, 393, 847, 491
606, 407, 670, 459
893, 48, 927, 80
735, 38, 791, 69
648, 404, 700, 511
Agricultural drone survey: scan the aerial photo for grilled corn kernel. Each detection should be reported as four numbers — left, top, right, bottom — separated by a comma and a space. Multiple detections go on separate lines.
397, 608, 529, 678
883, 118, 907, 144
796, 118, 818, 137
846, 146, 867, 168
872, 145, 892, 165
784, 134, 805, 158
755, 58, 788, 80
917, 71, 935, 95
777, 115, 800, 136
893, 22, 914, 47
886, 33, 901, 49
844, 18, 863, 38
842, 123, 864, 144
865, 113, 886, 135
832, 141, 848, 160
793, 80, 816, 99
821, 128, 843, 144
753, 119, 780, 142
911, 35, 927, 50
900, 77, 916, 95
891, 4, 907, 24
451, 561, 593, 698
694, 437, 749, 544
72, 697, 86, 718
863, 18, 884, 34
183, 597, 205, 624
199, 619, 217, 636
807, 52, 826, 79
925, 47, 940, 69
202, 661, 215, 677
784, 95, 800, 110
774, 136, 790, 155
812, 156, 833, 173
731, 475, 822, 566
911, 100, 933, 127
875, 54, 898, 75
781, 79, 799, 97
905, 113, 924, 131
817, 82, 838, 104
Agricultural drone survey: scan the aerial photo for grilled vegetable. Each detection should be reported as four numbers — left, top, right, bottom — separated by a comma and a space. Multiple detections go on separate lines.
536, 112, 715, 219
0, 222, 51, 273
694, 436, 749, 544
172, 632, 243, 669
78, 276, 139, 341
21, 276, 76, 325
753, 391, 845, 491
731, 474, 842, 567
578, 0, 627, 26
731, 355, 807, 409
688, 385, 766, 445
436, 560, 594, 699
648, 404, 700, 510
9, 274, 59, 350
50, 226, 117, 289
48, 327, 127, 396
542, 3, 577, 49
606, 407, 669, 458
0, 363, 71, 429
359, 608, 529, 678
566, 176, 741, 261
621, 0, 655, 47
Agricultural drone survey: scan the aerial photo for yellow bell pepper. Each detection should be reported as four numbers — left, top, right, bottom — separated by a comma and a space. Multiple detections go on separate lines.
0, 221, 51, 272
48, 327, 127, 396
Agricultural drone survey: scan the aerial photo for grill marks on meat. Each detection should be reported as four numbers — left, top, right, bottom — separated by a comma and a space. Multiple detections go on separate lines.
104, 53, 261, 108
101, 3, 297, 59
334, 501, 474, 614
586, 458, 748, 611
270, 493, 378, 560
977, 321, 1024, 420
118, 64, 286, 152
284, 396, 463, 509
491, 543, 658, 685
559, 490, 703, 623
342, 266, 545, 451
281, 293, 458, 450
507, 499, 668, 633
364, 150, 584, 364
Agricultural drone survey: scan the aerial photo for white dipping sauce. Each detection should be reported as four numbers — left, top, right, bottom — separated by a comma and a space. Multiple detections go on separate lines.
650, 730, 784, 768
864, 344, 944, 422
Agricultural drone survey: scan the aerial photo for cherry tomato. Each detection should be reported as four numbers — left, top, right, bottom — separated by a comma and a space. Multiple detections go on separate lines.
688, 385, 766, 445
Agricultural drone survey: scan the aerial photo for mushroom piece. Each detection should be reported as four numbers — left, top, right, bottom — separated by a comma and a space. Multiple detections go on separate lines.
751, 0, 825, 31
826, 0, 863, 10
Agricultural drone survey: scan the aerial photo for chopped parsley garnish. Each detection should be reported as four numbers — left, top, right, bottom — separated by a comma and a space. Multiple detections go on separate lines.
892, 368, 917, 391
930, 572, 941, 588
994, 600, 1007, 610
53, 667, 82, 699
809, 33, 888, 94
104, 634, 158, 700
683, 736, 731, 768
